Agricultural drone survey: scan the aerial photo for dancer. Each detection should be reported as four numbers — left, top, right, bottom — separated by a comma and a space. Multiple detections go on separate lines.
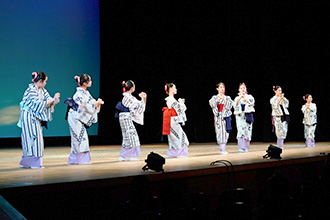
162, 83, 189, 157
209, 82, 233, 154
270, 85, 290, 149
18, 72, 60, 169
302, 94, 317, 147
233, 83, 255, 152
118, 80, 146, 161
66, 74, 104, 164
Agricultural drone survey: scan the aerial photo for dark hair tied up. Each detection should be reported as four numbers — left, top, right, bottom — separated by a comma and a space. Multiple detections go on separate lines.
74, 74, 90, 87
32, 71, 47, 82
165, 83, 174, 94
122, 80, 134, 92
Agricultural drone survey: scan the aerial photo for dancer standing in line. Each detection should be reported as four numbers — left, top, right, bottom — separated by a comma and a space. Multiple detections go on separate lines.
233, 83, 255, 152
270, 85, 290, 149
66, 74, 104, 164
18, 72, 60, 169
209, 82, 233, 154
302, 94, 317, 147
162, 83, 189, 157
118, 80, 146, 161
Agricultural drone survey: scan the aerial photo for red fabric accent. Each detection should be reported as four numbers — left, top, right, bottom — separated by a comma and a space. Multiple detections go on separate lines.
162, 107, 177, 135
217, 104, 224, 112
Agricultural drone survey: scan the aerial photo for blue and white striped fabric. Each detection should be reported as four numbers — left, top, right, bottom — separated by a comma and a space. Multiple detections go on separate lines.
21, 83, 52, 121
19, 83, 53, 157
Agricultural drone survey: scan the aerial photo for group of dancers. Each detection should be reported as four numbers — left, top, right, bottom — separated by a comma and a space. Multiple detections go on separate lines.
17, 72, 317, 169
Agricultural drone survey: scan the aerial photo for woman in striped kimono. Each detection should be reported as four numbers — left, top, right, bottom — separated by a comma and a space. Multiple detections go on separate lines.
233, 83, 255, 152
162, 83, 189, 158
302, 94, 317, 147
67, 74, 104, 164
118, 80, 147, 161
209, 82, 233, 154
18, 72, 60, 169
270, 85, 290, 149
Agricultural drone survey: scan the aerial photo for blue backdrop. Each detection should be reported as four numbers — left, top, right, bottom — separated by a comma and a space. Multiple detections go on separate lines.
0, 0, 100, 137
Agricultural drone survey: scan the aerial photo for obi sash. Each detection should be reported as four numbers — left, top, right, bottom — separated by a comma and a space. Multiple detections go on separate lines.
162, 107, 178, 135
114, 101, 129, 118
225, 116, 232, 133
217, 104, 224, 112
241, 104, 246, 112
245, 113, 254, 124
280, 105, 290, 124
64, 98, 79, 121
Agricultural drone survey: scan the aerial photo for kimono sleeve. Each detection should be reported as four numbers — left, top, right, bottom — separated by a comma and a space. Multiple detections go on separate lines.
167, 97, 187, 123
209, 96, 219, 117
310, 103, 317, 113
222, 96, 233, 117
43, 89, 55, 121
247, 95, 255, 107
132, 100, 146, 125
83, 96, 98, 114
283, 97, 289, 108
74, 92, 97, 114
23, 88, 47, 115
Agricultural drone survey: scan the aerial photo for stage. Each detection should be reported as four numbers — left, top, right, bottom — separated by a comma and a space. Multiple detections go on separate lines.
0, 142, 329, 189
0, 142, 330, 219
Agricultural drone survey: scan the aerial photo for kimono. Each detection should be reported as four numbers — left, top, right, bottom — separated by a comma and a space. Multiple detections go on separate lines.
209, 94, 233, 153
67, 87, 99, 164
119, 92, 146, 158
270, 96, 290, 148
301, 103, 317, 147
162, 96, 189, 157
233, 94, 255, 152
18, 83, 55, 168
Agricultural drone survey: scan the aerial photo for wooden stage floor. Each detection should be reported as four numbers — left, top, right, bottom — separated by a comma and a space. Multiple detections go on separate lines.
1, 142, 329, 190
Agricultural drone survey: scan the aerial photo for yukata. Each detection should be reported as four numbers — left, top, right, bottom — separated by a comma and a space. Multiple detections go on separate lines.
233, 94, 255, 152
67, 87, 99, 164
119, 92, 146, 158
301, 103, 317, 147
209, 94, 233, 153
162, 96, 189, 157
270, 96, 290, 148
18, 83, 55, 168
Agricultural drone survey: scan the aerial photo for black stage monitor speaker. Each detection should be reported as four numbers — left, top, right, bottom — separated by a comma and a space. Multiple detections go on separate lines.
263, 144, 282, 159
142, 152, 165, 172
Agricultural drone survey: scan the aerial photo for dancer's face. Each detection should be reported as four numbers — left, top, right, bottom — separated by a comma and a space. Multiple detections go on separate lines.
37, 77, 47, 89
170, 84, 177, 95
239, 85, 246, 94
217, 84, 225, 94
85, 77, 92, 87
275, 87, 282, 96
307, 95, 313, 103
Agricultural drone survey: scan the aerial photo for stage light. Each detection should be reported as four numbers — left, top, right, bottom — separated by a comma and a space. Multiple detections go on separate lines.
263, 145, 282, 159
142, 152, 165, 172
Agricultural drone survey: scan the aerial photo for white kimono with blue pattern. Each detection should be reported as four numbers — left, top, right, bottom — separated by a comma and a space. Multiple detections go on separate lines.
165, 96, 189, 150
18, 83, 54, 157
302, 103, 317, 140
209, 94, 233, 144
68, 87, 99, 153
119, 92, 146, 149
270, 96, 289, 139
233, 94, 255, 141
